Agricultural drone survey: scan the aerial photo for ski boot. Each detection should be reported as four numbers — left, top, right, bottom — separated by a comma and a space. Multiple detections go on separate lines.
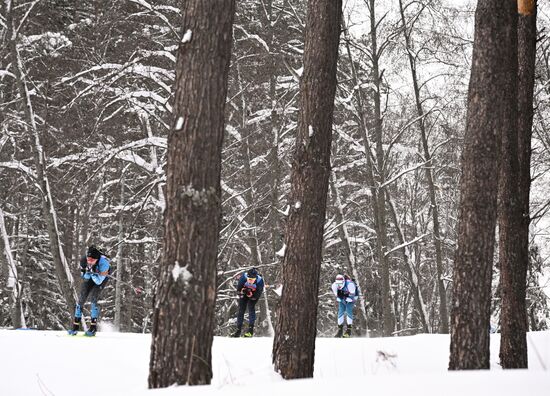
335, 324, 344, 338
230, 327, 242, 338
343, 325, 352, 338
67, 317, 80, 335
85, 318, 97, 337
243, 325, 254, 338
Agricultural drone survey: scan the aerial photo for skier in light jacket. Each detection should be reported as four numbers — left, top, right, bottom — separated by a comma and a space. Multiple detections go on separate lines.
331, 274, 358, 337
68, 245, 110, 336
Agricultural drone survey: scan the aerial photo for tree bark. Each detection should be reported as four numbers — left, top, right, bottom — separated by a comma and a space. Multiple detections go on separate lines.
272, 0, 342, 379
499, 0, 536, 369
148, 0, 236, 387
449, 0, 517, 370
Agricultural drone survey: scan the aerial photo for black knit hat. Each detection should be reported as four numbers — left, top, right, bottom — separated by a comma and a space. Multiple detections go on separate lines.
87, 246, 101, 260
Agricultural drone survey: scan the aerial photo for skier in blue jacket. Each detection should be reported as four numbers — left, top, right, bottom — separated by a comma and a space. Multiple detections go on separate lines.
68, 246, 110, 336
231, 268, 264, 337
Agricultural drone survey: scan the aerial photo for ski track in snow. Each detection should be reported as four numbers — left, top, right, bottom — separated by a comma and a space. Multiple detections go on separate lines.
0, 330, 548, 396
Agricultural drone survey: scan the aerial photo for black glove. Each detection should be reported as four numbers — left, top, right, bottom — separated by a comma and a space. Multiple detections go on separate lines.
79, 256, 87, 274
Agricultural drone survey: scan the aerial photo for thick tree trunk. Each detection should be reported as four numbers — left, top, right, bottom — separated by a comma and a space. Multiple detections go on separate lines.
449, 0, 517, 370
398, 0, 449, 333
148, 0, 236, 387
499, 0, 536, 369
272, 0, 342, 379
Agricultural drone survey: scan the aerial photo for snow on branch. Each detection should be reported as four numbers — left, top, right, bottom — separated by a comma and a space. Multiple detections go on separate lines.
49, 137, 167, 170
0, 69, 16, 79
234, 25, 269, 52
128, 0, 181, 41
379, 161, 429, 189
385, 232, 429, 257
0, 160, 37, 179
61, 60, 174, 101
221, 181, 248, 209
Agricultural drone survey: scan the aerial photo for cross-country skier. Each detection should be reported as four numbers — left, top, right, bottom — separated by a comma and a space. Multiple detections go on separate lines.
68, 246, 110, 336
231, 268, 264, 337
331, 274, 358, 337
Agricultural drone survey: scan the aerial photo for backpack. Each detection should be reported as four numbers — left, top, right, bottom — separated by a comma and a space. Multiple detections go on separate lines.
343, 275, 360, 299
353, 279, 360, 299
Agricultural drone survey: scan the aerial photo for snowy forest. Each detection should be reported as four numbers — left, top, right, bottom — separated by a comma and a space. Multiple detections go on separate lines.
1, 0, 550, 385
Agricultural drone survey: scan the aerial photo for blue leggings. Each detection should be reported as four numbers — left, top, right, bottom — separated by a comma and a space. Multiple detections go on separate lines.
236, 297, 258, 329
337, 300, 354, 325
74, 278, 106, 319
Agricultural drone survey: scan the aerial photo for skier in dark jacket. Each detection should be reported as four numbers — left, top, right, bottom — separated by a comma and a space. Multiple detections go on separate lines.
68, 245, 110, 336
231, 267, 264, 337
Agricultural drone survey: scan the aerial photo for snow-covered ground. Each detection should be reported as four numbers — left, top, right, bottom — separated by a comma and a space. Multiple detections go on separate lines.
1, 329, 548, 396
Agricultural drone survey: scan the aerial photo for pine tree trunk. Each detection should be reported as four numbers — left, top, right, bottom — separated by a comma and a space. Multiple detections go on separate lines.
272, 0, 342, 379
499, 0, 536, 369
449, 0, 517, 370
148, 0, 236, 387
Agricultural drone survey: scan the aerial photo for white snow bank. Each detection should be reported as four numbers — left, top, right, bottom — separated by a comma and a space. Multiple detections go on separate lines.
0, 330, 548, 396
